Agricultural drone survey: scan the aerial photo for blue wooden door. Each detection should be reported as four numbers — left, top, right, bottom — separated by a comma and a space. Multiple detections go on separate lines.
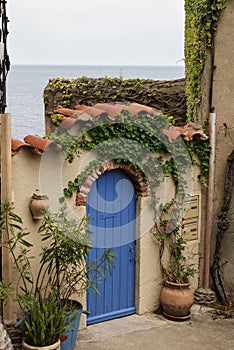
86, 169, 136, 325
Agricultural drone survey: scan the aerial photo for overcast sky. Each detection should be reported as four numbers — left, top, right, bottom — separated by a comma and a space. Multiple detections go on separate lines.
8, 0, 185, 66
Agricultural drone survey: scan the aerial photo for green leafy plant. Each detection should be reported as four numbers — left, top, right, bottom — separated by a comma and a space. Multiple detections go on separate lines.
0, 282, 14, 304
163, 232, 196, 284
153, 199, 196, 284
36, 205, 115, 300
0, 202, 34, 305
185, 0, 227, 122
0, 202, 115, 345
22, 293, 70, 347
46, 76, 185, 119
48, 112, 209, 199
1, 203, 115, 304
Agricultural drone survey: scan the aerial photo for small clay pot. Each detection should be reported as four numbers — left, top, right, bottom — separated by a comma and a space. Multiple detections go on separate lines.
29, 194, 49, 220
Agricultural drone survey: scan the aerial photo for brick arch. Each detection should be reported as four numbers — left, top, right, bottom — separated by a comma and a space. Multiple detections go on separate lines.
76, 159, 149, 206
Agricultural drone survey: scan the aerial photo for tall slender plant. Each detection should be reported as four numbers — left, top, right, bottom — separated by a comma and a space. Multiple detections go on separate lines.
0, 203, 115, 308
0, 202, 115, 347
36, 205, 115, 302
152, 199, 196, 284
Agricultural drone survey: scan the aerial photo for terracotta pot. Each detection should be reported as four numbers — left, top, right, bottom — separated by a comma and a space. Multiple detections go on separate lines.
160, 280, 194, 318
22, 339, 60, 350
30, 194, 49, 219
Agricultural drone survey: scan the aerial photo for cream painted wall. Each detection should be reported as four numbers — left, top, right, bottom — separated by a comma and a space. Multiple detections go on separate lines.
9, 144, 201, 325
11, 149, 46, 320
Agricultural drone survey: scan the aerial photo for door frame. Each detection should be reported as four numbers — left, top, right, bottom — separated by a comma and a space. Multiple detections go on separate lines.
75, 160, 150, 324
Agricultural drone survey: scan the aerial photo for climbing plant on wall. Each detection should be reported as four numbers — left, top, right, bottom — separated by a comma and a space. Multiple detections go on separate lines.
48, 111, 211, 200
184, 0, 227, 122
44, 77, 187, 126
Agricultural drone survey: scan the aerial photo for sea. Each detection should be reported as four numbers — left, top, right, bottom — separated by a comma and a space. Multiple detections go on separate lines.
6, 65, 185, 140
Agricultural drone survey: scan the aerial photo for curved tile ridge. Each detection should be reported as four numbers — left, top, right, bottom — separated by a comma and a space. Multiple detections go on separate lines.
163, 124, 209, 142
59, 117, 78, 129
56, 105, 107, 120
13, 105, 208, 158
54, 108, 77, 117
24, 135, 54, 153
53, 102, 160, 127
54, 106, 208, 142
175, 124, 209, 141
11, 138, 34, 155
12, 135, 55, 156
52, 103, 208, 142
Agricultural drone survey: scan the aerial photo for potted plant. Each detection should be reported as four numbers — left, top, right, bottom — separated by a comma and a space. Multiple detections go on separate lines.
0, 202, 115, 349
152, 199, 196, 321
22, 294, 70, 350
36, 206, 115, 350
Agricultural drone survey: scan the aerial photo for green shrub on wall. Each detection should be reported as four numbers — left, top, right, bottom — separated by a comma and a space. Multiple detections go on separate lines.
44, 77, 186, 126
184, 0, 227, 122
48, 112, 211, 199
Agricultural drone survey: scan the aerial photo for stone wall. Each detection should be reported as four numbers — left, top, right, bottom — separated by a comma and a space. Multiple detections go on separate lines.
44, 77, 186, 134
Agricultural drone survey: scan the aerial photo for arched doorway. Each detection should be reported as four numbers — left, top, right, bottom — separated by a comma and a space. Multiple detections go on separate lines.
86, 169, 136, 325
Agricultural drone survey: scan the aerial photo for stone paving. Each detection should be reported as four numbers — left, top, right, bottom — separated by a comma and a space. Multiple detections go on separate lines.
75, 305, 234, 350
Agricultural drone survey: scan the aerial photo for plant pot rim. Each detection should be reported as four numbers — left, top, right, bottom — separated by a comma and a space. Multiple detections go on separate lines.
31, 194, 49, 200
164, 280, 191, 288
22, 339, 60, 350
61, 299, 83, 312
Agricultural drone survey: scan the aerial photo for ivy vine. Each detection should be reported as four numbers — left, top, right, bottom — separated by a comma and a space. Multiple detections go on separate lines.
48, 111, 210, 200
185, 0, 227, 122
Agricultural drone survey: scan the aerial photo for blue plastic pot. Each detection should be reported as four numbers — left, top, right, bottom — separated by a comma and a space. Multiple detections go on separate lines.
60, 301, 85, 350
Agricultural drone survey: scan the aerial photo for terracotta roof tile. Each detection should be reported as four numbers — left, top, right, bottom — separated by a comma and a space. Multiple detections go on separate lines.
11, 138, 34, 155
125, 102, 155, 115
12, 103, 208, 157
55, 105, 108, 121
92, 103, 125, 117
163, 125, 209, 142
55, 108, 77, 117
163, 127, 183, 142
75, 105, 90, 111
24, 135, 53, 150
54, 102, 159, 125
12, 138, 44, 156
59, 117, 78, 129
53, 103, 208, 143
81, 106, 107, 117
175, 125, 209, 141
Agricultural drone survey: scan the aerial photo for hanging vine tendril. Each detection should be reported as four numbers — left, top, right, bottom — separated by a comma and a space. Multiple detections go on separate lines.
0, 0, 10, 114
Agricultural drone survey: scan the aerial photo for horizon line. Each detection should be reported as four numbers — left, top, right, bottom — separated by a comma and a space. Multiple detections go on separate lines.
10, 63, 185, 67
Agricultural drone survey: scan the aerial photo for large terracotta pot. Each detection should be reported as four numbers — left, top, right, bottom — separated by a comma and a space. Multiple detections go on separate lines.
22, 339, 60, 350
160, 280, 194, 318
